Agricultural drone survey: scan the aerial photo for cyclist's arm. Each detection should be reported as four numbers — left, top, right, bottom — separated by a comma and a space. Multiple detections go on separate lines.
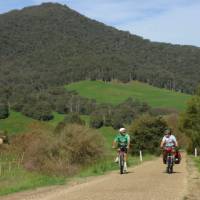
160, 136, 165, 148
172, 135, 178, 147
112, 136, 118, 148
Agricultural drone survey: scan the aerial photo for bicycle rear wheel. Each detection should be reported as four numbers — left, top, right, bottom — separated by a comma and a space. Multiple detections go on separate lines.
119, 154, 124, 174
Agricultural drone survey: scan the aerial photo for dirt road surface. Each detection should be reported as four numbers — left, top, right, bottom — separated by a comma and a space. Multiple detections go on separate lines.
2, 154, 190, 200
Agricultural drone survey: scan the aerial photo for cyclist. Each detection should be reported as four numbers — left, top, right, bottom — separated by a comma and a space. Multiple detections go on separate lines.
112, 127, 130, 172
160, 128, 178, 163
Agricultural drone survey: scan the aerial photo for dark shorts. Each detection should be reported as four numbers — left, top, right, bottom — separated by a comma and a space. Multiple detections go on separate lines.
119, 146, 128, 153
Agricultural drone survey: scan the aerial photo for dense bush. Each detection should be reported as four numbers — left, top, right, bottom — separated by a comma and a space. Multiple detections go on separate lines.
129, 115, 167, 155
90, 114, 104, 129
13, 124, 105, 175
64, 113, 85, 125
22, 101, 53, 121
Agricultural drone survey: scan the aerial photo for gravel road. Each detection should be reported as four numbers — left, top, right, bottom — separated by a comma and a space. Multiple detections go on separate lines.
2, 154, 189, 200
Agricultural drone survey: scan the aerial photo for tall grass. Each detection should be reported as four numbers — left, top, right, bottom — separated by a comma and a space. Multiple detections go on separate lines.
0, 166, 65, 196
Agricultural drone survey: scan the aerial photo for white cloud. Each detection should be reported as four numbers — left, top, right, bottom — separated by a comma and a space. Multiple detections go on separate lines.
117, 2, 200, 46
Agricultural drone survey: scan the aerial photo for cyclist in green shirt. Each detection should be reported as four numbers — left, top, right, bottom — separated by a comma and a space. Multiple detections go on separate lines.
112, 127, 130, 172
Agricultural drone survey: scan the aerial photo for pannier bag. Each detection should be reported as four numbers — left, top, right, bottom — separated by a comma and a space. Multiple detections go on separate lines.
174, 150, 181, 164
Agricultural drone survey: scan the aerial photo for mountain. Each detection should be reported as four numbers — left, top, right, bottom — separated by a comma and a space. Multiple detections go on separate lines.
0, 3, 200, 100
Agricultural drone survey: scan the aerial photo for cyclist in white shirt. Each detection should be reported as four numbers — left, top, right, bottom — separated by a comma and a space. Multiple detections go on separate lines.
160, 128, 178, 163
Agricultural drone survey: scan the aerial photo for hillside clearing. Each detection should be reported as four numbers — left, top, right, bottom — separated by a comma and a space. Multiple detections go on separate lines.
66, 80, 191, 111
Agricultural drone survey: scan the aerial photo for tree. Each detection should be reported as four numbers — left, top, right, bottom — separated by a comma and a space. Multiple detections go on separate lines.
0, 102, 9, 119
179, 90, 200, 152
129, 115, 167, 155
22, 101, 53, 121
90, 114, 103, 129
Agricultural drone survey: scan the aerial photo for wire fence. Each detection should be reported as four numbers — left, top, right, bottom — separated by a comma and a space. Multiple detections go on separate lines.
0, 152, 24, 176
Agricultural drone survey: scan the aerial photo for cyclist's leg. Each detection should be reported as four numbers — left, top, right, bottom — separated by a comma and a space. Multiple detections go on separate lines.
114, 149, 120, 162
124, 153, 127, 161
163, 150, 167, 164
124, 152, 128, 171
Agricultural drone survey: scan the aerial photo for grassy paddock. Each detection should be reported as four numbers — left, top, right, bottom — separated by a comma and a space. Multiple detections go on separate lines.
66, 80, 191, 111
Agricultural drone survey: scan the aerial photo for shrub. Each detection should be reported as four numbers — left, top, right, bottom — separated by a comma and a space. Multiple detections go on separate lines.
90, 114, 104, 129
64, 113, 85, 125
111, 114, 124, 130
22, 101, 53, 121
13, 124, 105, 175
129, 114, 167, 155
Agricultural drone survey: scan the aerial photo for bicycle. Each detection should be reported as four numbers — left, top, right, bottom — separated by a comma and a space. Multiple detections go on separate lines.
118, 147, 127, 174
165, 147, 174, 174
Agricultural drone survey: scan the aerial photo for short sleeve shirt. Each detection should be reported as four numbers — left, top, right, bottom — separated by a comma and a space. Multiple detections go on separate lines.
162, 135, 177, 147
114, 133, 130, 147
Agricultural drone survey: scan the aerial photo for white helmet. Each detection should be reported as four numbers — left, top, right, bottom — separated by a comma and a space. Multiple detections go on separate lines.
119, 128, 126, 133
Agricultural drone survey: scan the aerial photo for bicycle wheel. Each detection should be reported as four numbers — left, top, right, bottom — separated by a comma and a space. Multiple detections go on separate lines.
119, 154, 124, 174
167, 156, 173, 174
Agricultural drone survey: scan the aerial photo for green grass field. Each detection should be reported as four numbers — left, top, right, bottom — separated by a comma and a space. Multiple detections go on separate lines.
66, 80, 191, 111
0, 111, 35, 135
0, 111, 66, 135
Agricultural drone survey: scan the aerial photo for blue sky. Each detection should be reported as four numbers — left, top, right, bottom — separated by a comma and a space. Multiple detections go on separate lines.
0, 0, 200, 47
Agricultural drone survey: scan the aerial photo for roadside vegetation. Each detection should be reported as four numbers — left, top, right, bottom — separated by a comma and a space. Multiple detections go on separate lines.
179, 87, 200, 153
193, 157, 200, 172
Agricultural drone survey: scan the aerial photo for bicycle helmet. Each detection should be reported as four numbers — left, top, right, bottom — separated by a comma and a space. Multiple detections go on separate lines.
119, 128, 126, 133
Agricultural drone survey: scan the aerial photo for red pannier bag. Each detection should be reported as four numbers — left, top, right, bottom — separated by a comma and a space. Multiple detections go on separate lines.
174, 150, 181, 164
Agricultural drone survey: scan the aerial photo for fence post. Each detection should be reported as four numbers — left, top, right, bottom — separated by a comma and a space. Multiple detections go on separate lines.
8, 162, 11, 172
195, 148, 198, 157
139, 150, 143, 162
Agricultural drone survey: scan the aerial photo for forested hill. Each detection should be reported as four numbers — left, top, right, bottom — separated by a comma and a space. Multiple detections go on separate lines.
0, 2, 200, 96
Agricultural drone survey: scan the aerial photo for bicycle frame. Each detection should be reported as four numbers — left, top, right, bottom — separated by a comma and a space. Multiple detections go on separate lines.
165, 147, 174, 174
